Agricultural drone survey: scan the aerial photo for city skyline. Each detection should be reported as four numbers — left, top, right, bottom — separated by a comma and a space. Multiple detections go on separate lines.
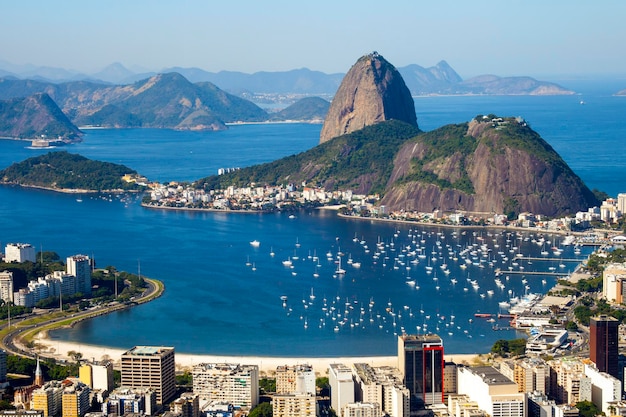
2, 1, 626, 79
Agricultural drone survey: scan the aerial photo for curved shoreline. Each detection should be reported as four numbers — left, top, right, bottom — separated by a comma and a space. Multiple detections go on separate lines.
0, 182, 141, 195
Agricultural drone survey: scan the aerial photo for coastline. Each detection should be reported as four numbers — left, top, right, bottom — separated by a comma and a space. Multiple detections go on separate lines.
32, 336, 481, 374
0, 182, 141, 195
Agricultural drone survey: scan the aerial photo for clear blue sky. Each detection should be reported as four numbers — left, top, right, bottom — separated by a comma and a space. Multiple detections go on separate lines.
2, 0, 625, 78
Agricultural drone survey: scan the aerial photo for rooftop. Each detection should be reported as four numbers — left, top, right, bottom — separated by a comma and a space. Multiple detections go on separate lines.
463, 366, 516, 386
123, 346, 174, 356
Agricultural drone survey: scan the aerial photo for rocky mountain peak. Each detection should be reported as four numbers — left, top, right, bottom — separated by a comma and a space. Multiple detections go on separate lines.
319, 52, 418, 144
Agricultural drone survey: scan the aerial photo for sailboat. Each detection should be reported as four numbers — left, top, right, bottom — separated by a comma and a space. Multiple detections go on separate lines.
335, 257, 346, 276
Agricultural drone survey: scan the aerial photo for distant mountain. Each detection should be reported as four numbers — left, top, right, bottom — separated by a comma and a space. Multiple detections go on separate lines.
164, 67, 345, 95
615, 88, 626, 96
269, 97, 330, 122
73, 73, 268, 130
0, 73, 268, 131
0, 60, 575, 96
0, 93, 81, 140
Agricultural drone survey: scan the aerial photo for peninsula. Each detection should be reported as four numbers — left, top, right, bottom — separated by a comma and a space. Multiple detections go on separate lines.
0, 151, 147, 193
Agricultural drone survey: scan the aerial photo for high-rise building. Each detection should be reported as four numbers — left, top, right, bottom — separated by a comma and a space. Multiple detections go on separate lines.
4, 243, 36, 263
66, 255, 91, 296
398, 334, 444, 409
79, 361, 114, 392
120, 346, 176, 405
0, 349, 6, 384
457, 366, 525, 417
192, 363, 259, 409
589, 315, 619, 378
329, 363, 354, 414
32, 381, 64, 417
0, 271, 13, 304
276, 364, 316, 395
61, 378, 91, 417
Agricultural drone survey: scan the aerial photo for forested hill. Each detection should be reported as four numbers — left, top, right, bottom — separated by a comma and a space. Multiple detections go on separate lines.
197, 120, 422, 195
0, 151, 145, 192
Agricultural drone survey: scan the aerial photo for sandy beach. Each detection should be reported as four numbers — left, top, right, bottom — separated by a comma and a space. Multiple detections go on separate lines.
33, 336, 483, 375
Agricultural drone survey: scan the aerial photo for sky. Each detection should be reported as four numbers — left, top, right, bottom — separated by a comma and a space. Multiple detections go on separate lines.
2, 0, 626, 79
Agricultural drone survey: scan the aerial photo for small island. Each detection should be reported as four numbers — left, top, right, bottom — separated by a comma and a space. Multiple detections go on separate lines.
0, 151, 148, 193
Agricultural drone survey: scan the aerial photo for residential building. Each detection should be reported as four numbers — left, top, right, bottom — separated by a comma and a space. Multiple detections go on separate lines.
602, 263, 626, 304
398, 334, 444, 408
548, 358, 588, 405
61, 378, 90, 417
31, 381, 64, 417
353, 363, 383, 415
500, 358, 550, 395
276, 364, 316, 395
79, 361, 114, 392
589, 315, 619, 379
4, 243, 36, 263
120, 346, 176, 405
66, 255, 92, 295
171, 392, 200, 417
192, 363, 259, 409
102, 387, 157, 416
447, 394, 487, 417
343, 402, 381, 417
0, 271, 13, 304
583, 363, 622, 415
329, 363, 354, 414
457, 366, 525, 417
272, 392, 316, 417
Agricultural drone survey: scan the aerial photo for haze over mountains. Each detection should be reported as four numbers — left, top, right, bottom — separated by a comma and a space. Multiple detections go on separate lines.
0, 59, 575, 97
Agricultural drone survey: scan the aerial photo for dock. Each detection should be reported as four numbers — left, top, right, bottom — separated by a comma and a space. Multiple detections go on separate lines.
495, 268, 570, 277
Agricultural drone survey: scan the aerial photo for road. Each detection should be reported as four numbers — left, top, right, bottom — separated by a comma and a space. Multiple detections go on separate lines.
0, 277, 163, 360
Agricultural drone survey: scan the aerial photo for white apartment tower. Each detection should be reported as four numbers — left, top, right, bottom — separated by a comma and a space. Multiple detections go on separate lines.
66, 254, 92, 295
0, 271, 13, 304
329, 363, 355, 415
4, 243, 36, 263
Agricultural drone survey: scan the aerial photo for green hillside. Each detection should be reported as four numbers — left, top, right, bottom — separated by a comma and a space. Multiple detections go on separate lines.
0, 151, 144, 191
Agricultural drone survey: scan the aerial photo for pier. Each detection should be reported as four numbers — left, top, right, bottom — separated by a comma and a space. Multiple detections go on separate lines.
495, 268, 570, 277
516, 257, 582, 262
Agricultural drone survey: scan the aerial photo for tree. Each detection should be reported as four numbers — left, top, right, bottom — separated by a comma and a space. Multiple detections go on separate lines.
576, 400, 600, 417
248, 402, 272, 417
259, 377, 276, 394
67, 350, 83, 363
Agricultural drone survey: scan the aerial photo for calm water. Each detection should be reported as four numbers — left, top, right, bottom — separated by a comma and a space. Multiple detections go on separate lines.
0, 89, 623, 357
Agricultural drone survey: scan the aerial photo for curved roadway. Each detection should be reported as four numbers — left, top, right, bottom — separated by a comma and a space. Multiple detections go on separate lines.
0, 277, 164, 359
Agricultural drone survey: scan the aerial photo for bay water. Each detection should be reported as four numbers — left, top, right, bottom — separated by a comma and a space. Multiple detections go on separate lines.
0, 85, 623, 357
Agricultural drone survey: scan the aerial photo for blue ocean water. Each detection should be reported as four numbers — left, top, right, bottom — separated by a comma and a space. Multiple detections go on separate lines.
0, 89, 623, 357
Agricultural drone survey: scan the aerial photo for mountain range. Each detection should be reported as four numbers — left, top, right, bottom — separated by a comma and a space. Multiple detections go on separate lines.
0, 59, 574, 97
